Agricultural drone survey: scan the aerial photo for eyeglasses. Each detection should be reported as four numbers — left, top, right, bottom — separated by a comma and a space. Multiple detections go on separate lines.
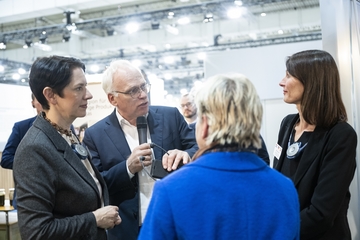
180, 102, 194, 108
112, 83, 151, 99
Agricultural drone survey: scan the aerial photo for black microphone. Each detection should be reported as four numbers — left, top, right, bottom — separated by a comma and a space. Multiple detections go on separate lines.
136, 116, 148, 145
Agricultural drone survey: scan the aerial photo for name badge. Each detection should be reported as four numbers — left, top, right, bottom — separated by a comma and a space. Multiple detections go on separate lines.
273, 144, 282, 160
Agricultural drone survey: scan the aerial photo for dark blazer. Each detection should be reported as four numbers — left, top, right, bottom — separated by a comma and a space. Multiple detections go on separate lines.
1, 116, 36, 169
1, 116, 36, 209
273, 114, 357, 240
13, 115, 109, 240
83, 106, 198, 240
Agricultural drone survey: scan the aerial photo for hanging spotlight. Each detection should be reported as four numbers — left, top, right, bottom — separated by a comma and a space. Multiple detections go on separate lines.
106, 26, 115, 36
0, 39, 6, 50
64, 10, 77, 31
214, 34, 222, 46
119, 49, 124, 58
125, 22, 139, 34
39, 31, 47, 44
62, 29, 71, 42
151, 20, 160, 30
177, 17, 190, 25
203, 13, 214, 23
25, 35, 33, 48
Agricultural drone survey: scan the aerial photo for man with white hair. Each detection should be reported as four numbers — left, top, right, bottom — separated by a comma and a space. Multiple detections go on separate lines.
83, 60, 198, 240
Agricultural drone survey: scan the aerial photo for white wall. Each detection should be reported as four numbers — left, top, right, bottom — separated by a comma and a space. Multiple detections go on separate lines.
0, 84, 34, 150
320, 0, 360, 239
204, 40, 322, 161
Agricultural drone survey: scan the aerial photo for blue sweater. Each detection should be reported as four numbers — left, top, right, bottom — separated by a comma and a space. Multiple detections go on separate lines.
139, 151, 300, 240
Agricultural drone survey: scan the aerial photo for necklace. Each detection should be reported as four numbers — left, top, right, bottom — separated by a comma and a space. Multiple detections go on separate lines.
42, 112, 89, 160
286, 129, 308, 159
42, 112, 73, 139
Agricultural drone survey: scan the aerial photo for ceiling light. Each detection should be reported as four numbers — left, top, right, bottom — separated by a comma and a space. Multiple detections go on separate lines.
0, 41, 6, 50
261, 12, 266, 17
203, 13, 214, 23
234, 0, 243, 6
151, 20, 160, 30
164, 56, 175, 64
214, 34, 222, 46
126, 22, 139, 34
165, 43, 171, 49
39, 32, 47, 44
18, 68, 26, 74
64, 11, 77, 31
278, 29, 284, 34
227, 7, 246, 19
63, 29, 71, 42
90, 64, 100, 72
0, 65, 4, 72
25, 36, 33, 48
165, 25, 179, 35
12, 73, 20, 80
106, 26, 115, 36
168, 12, 174, 19
197, 52, 206, 60
177, 17, 190, 25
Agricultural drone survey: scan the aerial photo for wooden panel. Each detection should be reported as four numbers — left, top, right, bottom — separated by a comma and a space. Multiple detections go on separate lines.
0, 152, 15, 201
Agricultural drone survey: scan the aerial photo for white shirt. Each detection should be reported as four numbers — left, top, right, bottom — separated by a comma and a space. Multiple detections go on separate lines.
115, 111, 156, 225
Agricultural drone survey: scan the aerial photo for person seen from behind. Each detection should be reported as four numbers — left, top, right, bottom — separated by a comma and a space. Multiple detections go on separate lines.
139, 73, 300, 240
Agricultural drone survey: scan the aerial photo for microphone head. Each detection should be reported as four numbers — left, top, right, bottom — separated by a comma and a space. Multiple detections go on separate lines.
136, 116, 147, 129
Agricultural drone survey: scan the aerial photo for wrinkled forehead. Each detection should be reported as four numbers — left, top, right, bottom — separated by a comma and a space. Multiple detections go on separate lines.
114, 67, 145, 84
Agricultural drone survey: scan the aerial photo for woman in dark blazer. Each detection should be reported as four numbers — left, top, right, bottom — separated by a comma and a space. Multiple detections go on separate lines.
13, 56, 121, 240
274, 50, 357, 240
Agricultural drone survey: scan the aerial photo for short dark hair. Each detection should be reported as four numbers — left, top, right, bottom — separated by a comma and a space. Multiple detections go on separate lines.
286, 50, 347, 127
29, 56, 85, 110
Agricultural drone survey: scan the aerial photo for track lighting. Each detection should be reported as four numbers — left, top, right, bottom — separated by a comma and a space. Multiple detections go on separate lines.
39, 31, 47, 44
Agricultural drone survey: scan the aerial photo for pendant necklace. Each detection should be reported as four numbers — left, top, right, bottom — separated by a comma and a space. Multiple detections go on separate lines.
286, 124, 308, 159
42, 112, 89, 160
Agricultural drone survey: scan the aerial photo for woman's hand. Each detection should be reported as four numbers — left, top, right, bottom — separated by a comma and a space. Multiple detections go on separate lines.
93, 205, 121, 229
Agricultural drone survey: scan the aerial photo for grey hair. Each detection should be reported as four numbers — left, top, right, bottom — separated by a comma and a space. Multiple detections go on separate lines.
102, 59, 143, 94
195, 73, 263, 149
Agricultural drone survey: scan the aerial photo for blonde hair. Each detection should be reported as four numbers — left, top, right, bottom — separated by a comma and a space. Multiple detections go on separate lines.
196, 73, 263, 149
102, 59, 143, 94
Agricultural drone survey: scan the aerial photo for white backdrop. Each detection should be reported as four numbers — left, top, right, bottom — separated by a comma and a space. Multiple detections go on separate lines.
0, 84, 34, 150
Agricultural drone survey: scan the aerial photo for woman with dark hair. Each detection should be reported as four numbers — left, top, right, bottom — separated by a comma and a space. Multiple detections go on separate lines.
274, 49, 357, 240
13, 56, 121, 240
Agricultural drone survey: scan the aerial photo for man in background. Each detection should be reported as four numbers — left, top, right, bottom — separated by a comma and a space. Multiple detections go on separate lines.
180, 93, 197, 126
1, 93, 43, 208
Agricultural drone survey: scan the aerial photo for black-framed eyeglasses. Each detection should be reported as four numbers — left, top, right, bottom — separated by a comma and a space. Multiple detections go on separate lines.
180, 102, 194, 108
112, 83, 151, 99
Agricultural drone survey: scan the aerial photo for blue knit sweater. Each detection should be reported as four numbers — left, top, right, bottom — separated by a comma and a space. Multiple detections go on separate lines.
139, 151, 300, 240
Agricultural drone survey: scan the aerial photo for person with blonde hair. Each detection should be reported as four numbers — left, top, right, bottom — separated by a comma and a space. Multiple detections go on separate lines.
139, 73, 300, 240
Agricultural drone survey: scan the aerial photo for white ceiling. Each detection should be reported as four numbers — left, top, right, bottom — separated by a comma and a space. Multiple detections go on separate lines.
0, 0, 321, 97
